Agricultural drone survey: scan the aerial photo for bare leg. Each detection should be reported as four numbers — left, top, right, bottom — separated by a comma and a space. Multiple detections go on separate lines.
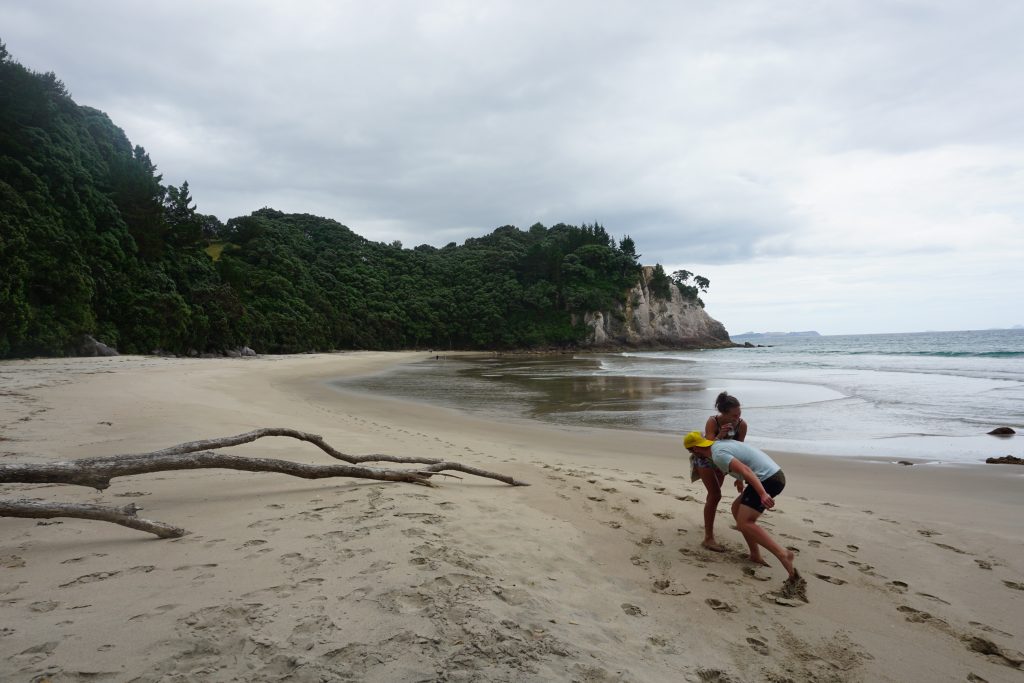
698, 468, 725, 551
734, 503, 796, 578
732, 493, 761, 561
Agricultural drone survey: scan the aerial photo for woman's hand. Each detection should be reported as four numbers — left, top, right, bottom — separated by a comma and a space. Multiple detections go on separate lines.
734, 479, 744, 493
760, 493, 775, 509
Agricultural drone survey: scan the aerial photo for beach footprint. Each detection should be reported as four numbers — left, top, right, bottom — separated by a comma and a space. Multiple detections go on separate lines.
742, 566, 771, 582
706, 598, 738, 613
59, 553, 107, 565
128, 604, 180, 621
746, 637, 770, 656
813, 573, 847, 586
13, 640, 59, 665
968, 621, 1015, 639
0, 555, 25, 568
621, 603, 645, 617
28, 600, 59, 613
932, 542, 968, 555
652, 579, 691, 595
59, 566, 154, 588
278, 552, 324, 572
916, 592, 951, 605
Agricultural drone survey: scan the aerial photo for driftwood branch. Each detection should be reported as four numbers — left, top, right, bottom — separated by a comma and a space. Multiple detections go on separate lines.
0, 499, 187, 538
149, 427, 528, 486
0, 428, 526, 538
0, 451, 440, 490
148, 427, 474, 466
0, 427, 528, 490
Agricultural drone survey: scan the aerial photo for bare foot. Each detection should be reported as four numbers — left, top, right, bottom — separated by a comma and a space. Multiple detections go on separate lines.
702, 540, 726, 552
748, 555, 771, 567
782, 550, 796, 578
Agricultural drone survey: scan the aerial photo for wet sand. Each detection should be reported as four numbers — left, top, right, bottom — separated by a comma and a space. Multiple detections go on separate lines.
1, 352, 1022, 681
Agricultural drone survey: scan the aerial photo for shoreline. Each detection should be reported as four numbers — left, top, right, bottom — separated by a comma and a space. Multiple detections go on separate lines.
323, 368, 1024, 536
331, 350, 1019, 466
2, 352, 1022, 681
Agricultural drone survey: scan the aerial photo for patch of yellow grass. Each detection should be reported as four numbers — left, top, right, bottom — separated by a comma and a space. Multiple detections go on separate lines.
204, 242, 227, 261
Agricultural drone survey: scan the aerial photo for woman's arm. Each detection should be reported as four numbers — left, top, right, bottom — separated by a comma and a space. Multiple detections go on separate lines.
736, 419, 748, 442
705, 416, 734, 440
704, 416, 718, 440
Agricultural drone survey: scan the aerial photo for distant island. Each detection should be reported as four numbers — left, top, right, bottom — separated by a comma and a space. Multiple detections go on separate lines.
732, 331, 822, 339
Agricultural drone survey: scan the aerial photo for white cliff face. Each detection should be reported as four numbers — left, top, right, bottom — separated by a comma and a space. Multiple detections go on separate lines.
582, 266, 731, 348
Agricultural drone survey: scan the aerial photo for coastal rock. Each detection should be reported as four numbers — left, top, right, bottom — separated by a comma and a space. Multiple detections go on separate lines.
985, 456, 1024, 465
581, 266, 731, 349
75, 334, 118, 357
987, 427, 1016, 436
241, 346, 257, 357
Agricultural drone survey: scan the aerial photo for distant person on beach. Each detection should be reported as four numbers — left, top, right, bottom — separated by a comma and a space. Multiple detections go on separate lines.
690, 391, 747, 552
683, 431, 797, 581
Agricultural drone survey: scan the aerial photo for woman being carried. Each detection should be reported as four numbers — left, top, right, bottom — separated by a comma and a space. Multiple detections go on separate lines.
691, 391, 746, 552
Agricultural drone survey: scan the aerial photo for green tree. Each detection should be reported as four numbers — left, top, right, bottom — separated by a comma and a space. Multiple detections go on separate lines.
649, 263, 672, 300
0, 42, 693, 358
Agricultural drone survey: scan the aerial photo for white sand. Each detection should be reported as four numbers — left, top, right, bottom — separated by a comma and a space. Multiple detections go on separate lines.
1, 352, 1022, 682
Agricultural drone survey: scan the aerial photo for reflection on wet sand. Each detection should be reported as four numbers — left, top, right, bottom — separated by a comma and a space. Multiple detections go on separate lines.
341, 354, 708, 431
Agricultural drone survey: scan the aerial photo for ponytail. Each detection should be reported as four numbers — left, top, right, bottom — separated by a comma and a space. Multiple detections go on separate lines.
715, 391, 740, 413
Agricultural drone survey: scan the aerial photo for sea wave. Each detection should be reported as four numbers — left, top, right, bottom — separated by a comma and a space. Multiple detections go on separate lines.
840, 350, 1024, 358
721, 347, 1024, 358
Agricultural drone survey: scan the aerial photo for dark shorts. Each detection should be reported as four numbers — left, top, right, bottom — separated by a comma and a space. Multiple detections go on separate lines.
739, 470, 786, 513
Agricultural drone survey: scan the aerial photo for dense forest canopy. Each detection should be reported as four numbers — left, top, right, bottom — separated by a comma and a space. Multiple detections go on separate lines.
0, 43, 709, 357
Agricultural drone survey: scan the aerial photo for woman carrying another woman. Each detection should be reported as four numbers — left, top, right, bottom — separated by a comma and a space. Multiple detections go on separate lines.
684, 430, 796, 580
691, 391, 746, 552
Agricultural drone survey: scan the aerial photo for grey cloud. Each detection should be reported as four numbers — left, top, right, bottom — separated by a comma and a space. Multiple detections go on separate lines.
2, 0, 1021, 270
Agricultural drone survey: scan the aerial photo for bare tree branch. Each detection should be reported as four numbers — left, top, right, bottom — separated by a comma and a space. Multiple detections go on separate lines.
144, 427, 448, 465
0, 499, 186, 538
0, 429, 527, 538
0, 428, 528, 489
142, 428, 528, 476
0, 451, 439, 490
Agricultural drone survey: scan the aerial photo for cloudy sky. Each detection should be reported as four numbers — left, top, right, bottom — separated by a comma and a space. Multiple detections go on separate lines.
3, 1, 1022, 335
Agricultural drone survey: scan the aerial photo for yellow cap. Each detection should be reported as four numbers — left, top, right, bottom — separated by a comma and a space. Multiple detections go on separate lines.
683, 431, 714, 449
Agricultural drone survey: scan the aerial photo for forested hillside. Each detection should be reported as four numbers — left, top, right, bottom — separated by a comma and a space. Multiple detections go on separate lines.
0, 43, 709, 357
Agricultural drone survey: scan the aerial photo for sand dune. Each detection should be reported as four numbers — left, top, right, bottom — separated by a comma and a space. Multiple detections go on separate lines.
1, 353, 1021, 682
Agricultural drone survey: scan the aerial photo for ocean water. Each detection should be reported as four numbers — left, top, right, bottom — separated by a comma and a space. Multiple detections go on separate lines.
338, 329, 1024, 465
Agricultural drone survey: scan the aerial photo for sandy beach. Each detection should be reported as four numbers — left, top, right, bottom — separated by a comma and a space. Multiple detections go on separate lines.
1, 352, 1022, 682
